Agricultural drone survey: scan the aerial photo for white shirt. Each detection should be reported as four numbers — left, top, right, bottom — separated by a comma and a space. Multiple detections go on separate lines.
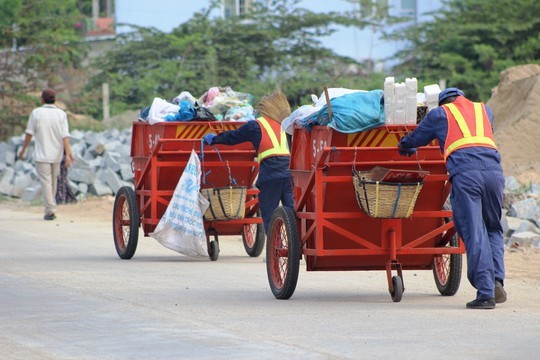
25, 104, 70, 163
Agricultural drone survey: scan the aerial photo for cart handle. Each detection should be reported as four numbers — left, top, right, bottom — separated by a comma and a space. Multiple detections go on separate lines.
208, 122, 226, 133
200, 139, 238, 187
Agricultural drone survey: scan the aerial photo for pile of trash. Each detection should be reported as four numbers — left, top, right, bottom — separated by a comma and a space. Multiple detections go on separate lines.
139, 86, 256, 124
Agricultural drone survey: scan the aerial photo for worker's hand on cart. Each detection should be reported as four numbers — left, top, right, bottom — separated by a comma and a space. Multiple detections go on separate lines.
202, 133, 217, 145
397, 145, 417, 157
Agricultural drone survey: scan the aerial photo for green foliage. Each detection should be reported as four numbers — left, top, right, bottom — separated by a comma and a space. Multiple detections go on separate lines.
386, 0, 540, 101
0, 0, 21, 48
0, 0, 87, 141
76, 0, 386, 118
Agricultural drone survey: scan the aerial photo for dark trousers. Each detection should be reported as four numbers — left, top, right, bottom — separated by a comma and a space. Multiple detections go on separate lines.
450, 169, 505, 300
257, 177, 294, 234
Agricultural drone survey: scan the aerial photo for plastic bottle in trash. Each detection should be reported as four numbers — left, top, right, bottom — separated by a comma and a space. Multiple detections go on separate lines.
384, 77, 395, 125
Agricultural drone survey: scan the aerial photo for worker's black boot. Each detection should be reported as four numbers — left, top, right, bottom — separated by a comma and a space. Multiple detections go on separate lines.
495, 280, 507, 303
466, 298, 496, 309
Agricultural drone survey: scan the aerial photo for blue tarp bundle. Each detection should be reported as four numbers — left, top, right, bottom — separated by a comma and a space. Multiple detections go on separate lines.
165, 100, 196, 121
306, 90, 386, 133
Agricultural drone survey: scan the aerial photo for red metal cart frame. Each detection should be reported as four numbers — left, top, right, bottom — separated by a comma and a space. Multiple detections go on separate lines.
266, 125, 465, 301
113, 121, 265, 261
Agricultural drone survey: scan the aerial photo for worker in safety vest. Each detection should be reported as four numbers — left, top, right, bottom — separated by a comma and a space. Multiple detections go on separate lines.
202, 91, 294, 234
398, 88, 506, 310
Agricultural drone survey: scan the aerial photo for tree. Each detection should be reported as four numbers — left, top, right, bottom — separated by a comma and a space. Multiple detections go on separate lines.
386, 0, 540, 101
0, 0, 86, 140
76, 0, 389, 118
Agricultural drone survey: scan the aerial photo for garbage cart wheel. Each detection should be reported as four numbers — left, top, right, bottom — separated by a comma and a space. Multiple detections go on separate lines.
433, 204, 462, 296
209, 241, 220, 261
242, 214, 265, 257
391, 276, 403, 302
208, 233, 220, 262
266, 206, 300, 300
113, 186, 139, 260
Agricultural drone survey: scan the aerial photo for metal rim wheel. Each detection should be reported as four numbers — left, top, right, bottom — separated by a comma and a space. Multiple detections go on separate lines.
266, 206, 300, 300
242, 213, 265, 257
433, 204, 463, 296
391, 275, 403, 302
113, 186, 139, 259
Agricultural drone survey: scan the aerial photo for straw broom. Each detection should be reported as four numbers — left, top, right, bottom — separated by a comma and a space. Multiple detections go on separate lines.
256, 90, 291, 123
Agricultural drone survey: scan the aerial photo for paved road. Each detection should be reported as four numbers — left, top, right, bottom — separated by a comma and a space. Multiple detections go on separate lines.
1, 204, 539, 359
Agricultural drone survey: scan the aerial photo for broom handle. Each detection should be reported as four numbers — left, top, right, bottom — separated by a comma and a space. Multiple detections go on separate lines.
324, 86, 333, 122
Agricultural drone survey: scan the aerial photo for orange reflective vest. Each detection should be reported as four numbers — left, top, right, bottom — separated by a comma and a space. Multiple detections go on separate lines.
442, 96, 497, 161
256, 116, 290, 163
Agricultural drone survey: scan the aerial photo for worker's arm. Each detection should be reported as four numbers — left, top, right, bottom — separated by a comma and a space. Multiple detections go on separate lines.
213, 121, 261, 150
18, 133, 32, 160
63, 137, 74, 168
399, 108, 446, 151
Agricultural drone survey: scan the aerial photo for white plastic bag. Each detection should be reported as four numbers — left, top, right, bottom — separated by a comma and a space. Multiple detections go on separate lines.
150, 150, 210, 256
148, 97, 180, 125
311, 88, 366, 107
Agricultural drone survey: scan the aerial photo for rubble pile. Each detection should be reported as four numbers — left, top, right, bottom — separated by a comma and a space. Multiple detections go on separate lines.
502, 176, 540, 249
0, 128, 133, 202
488, 64, 540, 184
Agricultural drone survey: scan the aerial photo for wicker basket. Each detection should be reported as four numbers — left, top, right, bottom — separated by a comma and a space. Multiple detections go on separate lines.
201, 186, 247, 221
352, 170, 423, 218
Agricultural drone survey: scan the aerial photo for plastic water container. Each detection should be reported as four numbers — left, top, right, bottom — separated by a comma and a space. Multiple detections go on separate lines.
393, 83, 406, 124
424, 84, 441, 112
384, 77, 395, 124
405, 78, 418, 125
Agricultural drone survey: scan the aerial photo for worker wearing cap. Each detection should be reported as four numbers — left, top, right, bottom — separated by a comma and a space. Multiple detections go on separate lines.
398, 88, 506, 309
202, 91, 294, 235
18, 89, 74, 221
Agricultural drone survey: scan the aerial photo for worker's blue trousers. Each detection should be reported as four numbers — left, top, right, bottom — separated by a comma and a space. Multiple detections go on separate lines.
450, 169, 505, 300
257, 177, 294, 234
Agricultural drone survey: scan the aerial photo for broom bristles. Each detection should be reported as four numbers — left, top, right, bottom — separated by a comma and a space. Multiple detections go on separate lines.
257, 90, 291, 123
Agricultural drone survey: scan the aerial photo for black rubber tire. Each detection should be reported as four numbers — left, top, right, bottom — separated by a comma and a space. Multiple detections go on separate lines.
242, 213, 265, 257
266, 206, 300, 300
391, 275, 404, 302
209, 240, 220, 261
433, 204, 463, 296
113, 186, 139, 259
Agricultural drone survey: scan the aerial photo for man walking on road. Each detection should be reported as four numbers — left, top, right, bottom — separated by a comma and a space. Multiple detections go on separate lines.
398, 88, 507, 309
18, 89, 74, 221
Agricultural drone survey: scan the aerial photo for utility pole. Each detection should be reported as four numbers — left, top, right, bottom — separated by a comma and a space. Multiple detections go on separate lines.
92, 0, 99, 19
102, 83, 110, 123
106, 0, 113, 18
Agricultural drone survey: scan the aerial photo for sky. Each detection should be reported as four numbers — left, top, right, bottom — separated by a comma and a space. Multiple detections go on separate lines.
115, 0, 442, 63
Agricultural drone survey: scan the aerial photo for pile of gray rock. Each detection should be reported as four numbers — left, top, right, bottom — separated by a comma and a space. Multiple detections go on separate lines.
502, 176, 540, 249
0, 128, 539, 249
0, 127, 134, 202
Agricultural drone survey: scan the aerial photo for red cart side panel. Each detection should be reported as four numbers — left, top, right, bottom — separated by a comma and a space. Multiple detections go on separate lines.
131, 121, 259, 235
291, 125, 459, 272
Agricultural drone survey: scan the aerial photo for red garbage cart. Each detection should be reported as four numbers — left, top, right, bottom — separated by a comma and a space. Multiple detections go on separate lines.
266, 125, 465, 302
112, 121, 265, 261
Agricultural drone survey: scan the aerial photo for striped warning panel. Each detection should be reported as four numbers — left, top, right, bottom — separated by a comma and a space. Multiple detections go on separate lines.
347, 128, 401, 147
175, 123, 239, 139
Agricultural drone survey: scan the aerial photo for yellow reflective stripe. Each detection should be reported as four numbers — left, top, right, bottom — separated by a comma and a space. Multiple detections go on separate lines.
474, 102, 484, 136
257, 117, 289, 162
446, 103, 471, 137
445, 136, 497, 158
259, 117, 281, 148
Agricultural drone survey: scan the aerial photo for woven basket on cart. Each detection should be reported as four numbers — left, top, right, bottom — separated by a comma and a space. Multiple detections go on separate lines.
201, 186, 247, 221
352, 170, 423, 218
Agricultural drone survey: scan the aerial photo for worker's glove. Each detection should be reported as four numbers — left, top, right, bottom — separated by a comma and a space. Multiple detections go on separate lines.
398, 147, 417, 157
202, 133, 217, 145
